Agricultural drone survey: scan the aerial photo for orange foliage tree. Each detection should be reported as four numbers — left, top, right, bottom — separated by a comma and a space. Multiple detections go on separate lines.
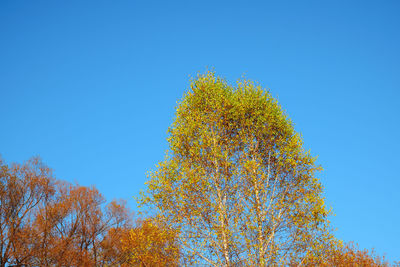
303, 241, 389, 266
28, 183, 133, 266
0, 157, 55, 267
122, 217, 180, 266
0, 157, 133, 267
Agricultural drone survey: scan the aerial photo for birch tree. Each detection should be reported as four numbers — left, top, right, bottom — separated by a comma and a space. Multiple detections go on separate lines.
141, 72, 334, 266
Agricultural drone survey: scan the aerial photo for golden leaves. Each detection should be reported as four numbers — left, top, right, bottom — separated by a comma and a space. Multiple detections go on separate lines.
123, 217, 180, 266
141, 72, 335, 265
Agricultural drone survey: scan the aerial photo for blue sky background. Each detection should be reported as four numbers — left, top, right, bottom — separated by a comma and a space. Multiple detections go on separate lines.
1, 0, 399, 261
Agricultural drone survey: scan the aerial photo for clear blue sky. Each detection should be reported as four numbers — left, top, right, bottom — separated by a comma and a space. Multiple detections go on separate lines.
1, 0, 399, 261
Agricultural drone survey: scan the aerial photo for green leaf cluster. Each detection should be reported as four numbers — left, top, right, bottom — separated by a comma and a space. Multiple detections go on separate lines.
140, 71, 334, 266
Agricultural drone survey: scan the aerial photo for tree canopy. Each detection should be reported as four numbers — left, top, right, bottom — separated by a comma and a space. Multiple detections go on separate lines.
141, 72, 337, 266
0, 72, 393, 266
0, 157, 177, 267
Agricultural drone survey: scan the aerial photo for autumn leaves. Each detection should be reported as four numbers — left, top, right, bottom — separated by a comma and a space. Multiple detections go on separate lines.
140, 72, 332, 265
140, 72, 389, 266
0, 157, 177, 266
0, 72, 390, 266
